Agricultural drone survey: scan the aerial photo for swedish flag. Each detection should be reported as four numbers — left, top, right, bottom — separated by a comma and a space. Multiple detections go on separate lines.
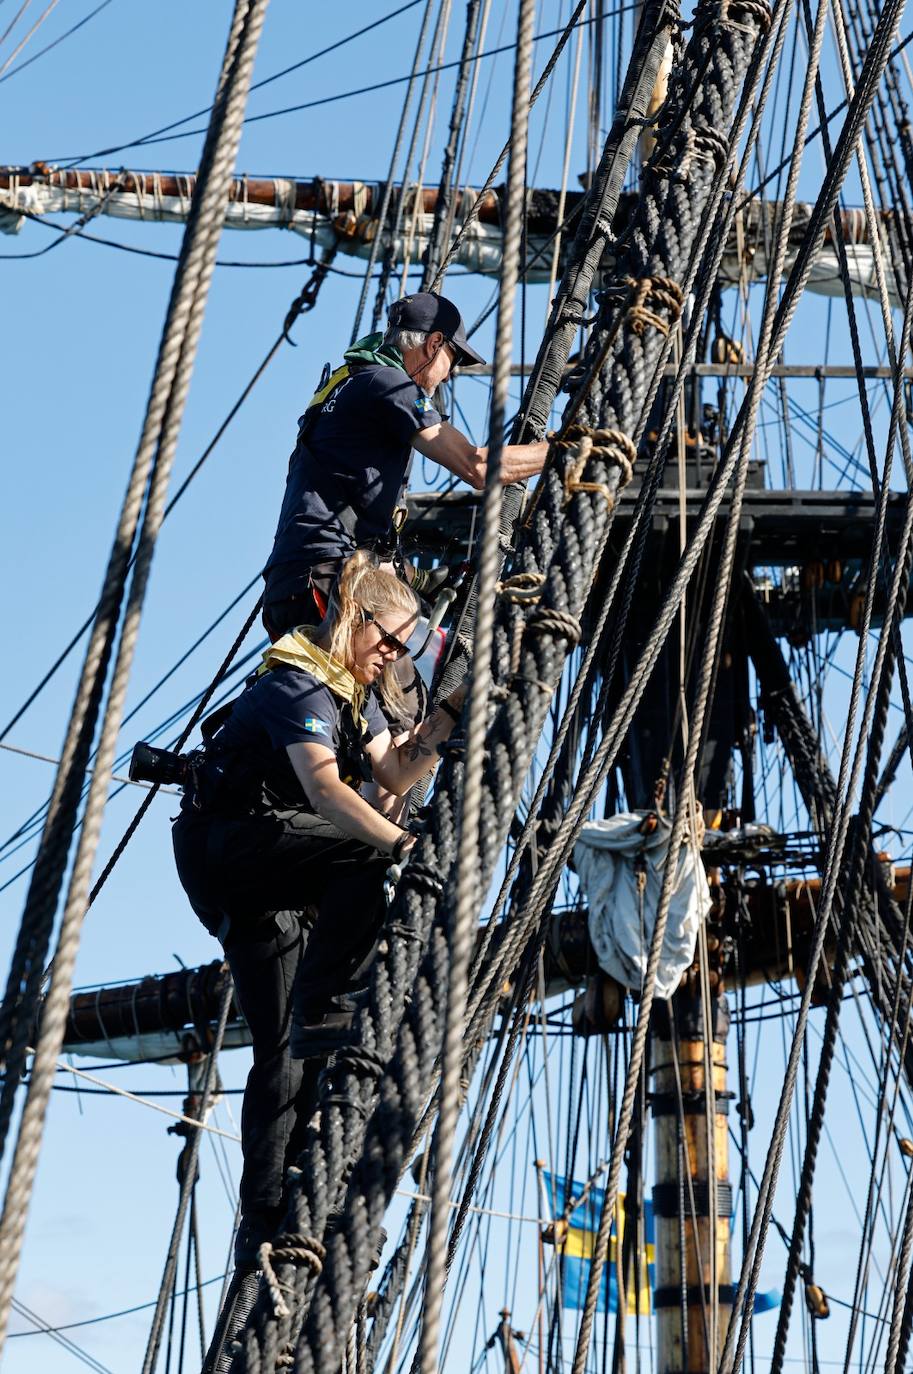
543, 1172, 655, 1315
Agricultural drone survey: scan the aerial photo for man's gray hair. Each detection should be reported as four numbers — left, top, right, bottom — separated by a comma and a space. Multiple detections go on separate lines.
384, 325, 429, 354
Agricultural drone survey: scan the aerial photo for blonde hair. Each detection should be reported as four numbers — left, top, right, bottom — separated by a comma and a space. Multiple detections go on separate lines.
325, 550, 420, 722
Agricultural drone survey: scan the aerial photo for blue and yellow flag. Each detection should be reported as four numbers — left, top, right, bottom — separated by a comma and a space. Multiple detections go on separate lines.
543, 1172, 655, 1315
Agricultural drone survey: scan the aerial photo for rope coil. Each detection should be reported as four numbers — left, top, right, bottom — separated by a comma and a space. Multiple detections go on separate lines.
597, 274, 684, 337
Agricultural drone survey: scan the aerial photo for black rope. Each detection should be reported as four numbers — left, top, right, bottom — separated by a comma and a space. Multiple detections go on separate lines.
228, 0, 773, 1367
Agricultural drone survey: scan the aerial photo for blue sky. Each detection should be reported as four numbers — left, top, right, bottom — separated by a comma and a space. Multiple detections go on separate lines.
3, 1, 913, 1372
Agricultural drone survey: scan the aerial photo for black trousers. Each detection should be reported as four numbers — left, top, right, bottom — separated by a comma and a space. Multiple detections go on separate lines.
172, 806, 388, 1217
263, 562, 339, 642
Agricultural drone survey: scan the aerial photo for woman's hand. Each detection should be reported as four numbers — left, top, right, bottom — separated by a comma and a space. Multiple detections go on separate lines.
391, 830, 417, 861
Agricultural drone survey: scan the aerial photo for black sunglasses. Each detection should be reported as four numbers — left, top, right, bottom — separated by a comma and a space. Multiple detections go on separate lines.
361, 608, 410, 660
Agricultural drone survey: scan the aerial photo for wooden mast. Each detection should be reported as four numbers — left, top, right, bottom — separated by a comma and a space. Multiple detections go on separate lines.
650, 993, 732, 1373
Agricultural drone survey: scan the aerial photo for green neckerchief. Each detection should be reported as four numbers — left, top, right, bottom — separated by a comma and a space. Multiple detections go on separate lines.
343, 332, 407, 372
259, 629, 369, 732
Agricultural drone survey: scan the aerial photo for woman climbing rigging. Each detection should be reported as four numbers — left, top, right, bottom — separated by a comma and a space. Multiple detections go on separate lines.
171, 550, 466, 1268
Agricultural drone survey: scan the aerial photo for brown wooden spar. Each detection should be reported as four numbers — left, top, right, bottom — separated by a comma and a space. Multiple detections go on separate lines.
0, 164, 904, 299
59, 863, 911, 1061
0, 164, 519, 224
0, 165, 891, 240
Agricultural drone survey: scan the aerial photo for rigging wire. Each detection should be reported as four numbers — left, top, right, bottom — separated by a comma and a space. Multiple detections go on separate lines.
0, 181, 583, 764
8, 0, 913, 1363
0, 0, 115, 83
0, 4, 272, 1344
418, 1, 535, 1364
0, 642, 266, 894
7, 1273, 228, 1339
250, 0, 786, 1363
50, 1057, 242, 1141
57, 0, 428, 164
348, 0, 437, 343
10, 1296, 114, 1374
0, 0, 60, 78
47, 6, 639, 164
0, 254, 299, 746
0, 201, 466, 267
0, 607, 263, 859
722, 14, 913, 1364
739, 25, 913, 207
0, 739, 179, 793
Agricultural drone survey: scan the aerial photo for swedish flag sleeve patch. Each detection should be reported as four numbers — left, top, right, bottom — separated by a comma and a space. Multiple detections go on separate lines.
302, 717, 330, 738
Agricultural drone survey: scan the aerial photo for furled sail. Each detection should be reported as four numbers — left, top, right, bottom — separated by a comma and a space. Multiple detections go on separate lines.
0, 165, 903, 302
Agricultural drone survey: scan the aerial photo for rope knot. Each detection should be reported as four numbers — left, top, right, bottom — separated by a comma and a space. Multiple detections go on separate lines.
624, 275, 684, 338
703, 0, 772, 32
526, 608, 582, 646
258, 1232, 326, 1317
331, 1045, 387, 1081
653, 124, 730, 180
555, 424, 636, 510
398, 861, 446, 898
496, 572, 546, 604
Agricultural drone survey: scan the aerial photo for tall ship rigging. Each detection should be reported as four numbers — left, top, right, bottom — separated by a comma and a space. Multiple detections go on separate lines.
3, 2, 913, 1373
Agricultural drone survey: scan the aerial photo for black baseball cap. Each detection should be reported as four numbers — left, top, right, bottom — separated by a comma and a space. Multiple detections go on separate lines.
388, 291, 487, 369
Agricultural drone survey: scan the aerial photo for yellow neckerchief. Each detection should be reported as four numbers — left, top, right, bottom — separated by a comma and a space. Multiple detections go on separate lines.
259, 628, 369, 732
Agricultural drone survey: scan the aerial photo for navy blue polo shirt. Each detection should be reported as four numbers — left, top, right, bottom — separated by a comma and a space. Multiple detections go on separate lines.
263, 364, 442, 603
211, 667, 388, 810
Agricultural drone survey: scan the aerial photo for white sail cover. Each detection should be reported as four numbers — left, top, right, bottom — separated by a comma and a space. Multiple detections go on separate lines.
574, 812, 710, 999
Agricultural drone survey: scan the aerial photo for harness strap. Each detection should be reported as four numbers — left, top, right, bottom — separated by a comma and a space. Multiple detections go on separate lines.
295, 363, 361, 540
304, 362, 350, 413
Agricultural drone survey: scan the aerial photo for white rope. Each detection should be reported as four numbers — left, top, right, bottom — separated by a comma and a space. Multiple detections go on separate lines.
393, 1186, 541, 1225
47, 1057, 241, 1142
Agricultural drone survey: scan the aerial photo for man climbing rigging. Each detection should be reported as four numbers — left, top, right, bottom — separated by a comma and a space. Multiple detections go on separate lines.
261, 289, 551, 640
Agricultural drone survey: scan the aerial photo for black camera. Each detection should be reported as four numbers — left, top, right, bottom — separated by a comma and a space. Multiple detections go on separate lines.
129, 741, 190, 788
